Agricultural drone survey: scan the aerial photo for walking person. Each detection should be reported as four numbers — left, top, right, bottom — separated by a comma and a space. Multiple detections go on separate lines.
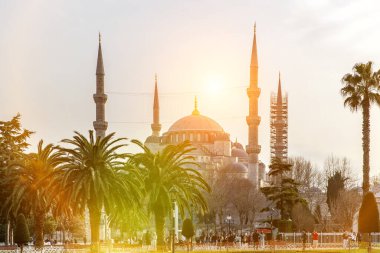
342, 231, 348, 249
259, 232, 265, 249
302, 230, 307, 251
253, 230, 259, 250
312, 230, 318, 248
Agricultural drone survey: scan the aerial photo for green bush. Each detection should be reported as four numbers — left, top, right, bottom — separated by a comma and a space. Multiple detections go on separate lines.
14, 214, 30, 248
359, 191, 379, 233
181, 218, 194, 240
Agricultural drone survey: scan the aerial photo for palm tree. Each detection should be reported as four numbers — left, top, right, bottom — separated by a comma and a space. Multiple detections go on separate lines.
128, 140, 210, 246
3, 140, 64, 248
341, 61, 380, 195
54, 131, 142, 247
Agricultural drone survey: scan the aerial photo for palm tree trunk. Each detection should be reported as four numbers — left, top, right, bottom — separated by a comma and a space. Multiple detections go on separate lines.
34, 210, 45, 249
362, 101, 370, 195
89, 207, 101, 248
154, 207, 166, 248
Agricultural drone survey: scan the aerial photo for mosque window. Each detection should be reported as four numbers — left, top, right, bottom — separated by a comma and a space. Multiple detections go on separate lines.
190, 133, 193, 141
183, 133, 186, 141
176, 134, 179, 142
198, 133, 201, 142
205, 134, 209, 142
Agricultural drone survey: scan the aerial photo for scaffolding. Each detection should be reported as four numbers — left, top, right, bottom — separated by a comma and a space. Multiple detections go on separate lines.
270, 92, 288, 161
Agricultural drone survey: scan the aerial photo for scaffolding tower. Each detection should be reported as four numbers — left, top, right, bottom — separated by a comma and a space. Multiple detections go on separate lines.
270, 81, 288, 161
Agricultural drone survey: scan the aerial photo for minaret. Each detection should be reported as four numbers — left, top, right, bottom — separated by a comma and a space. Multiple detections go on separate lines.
275, 73, 283, 155
93, 33, 108, 138
270, 72, 288, 161
151, 74, 162, 137
246, 23, 261, 183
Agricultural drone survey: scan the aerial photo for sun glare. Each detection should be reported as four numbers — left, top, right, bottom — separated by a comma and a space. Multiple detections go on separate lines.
203, 76, 225, 96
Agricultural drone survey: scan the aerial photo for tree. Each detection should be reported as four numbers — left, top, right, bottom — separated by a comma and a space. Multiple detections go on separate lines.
291, 203, 315, 232
326, 171, 347, 213
330, 189, 361, 230
324, 156, 354, 189
358, 192, 379, 233
54, 131, 142, 249
14, 214, 30, 253
206, 174, 230, 229
247, 186, 267, 230
229, 178, 254, 227
289, 157, 324, 211
341, 61, 380, 195
128, 140, 210, 247
43, 216, 57, 240
359, 191, 379, 249
0, 114, 33, 245
261, 158, 305, 219
182, 218, 195, 251
314, 205, 322, 224
3, 140, 64, 248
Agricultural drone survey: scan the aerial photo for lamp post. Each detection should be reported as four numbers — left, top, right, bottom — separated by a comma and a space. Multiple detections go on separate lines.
226, 215, 232, 234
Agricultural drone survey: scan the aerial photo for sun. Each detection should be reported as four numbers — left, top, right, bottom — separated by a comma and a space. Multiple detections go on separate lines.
203, 76, 225, 96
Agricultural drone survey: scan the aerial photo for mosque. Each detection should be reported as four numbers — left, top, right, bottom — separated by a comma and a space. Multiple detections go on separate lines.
89, 25, 290, 241
93, 25, 267, 187
143, 25, 266, 185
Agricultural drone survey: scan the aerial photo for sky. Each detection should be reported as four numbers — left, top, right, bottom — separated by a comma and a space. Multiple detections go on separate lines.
1, 0, 380, 179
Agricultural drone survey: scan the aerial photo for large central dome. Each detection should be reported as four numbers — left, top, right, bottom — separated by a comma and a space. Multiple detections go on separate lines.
167, 97, 224, 133
168, 114, 224, 132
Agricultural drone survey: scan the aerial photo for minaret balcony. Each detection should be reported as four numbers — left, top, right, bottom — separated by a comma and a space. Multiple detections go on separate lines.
246, 144, 261, 154
246, 87, 261, 97
151, 123, 162, 132
246, 116, 261, 125
93, 94, 108, 103
93, 121, 108, 130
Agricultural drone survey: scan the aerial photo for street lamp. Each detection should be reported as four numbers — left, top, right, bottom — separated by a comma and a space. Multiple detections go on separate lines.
172, 202, 175, 253
226, 215, 232, 234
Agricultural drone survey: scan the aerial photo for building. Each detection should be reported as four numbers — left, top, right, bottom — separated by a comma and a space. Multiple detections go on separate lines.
144, 25, 264, 185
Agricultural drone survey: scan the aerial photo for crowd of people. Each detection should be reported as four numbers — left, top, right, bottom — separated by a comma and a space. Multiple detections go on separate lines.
195, 230, 267, 248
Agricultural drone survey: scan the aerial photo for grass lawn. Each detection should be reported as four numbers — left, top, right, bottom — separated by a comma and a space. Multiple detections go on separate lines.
171, 250, 380, 253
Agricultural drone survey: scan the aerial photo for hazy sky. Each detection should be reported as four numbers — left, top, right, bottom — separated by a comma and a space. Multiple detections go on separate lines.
1, 0, 380, 179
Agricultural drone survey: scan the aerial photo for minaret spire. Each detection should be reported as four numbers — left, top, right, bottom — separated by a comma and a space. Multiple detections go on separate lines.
93, 33, 108, 138
250, 22, 258, 87
96, 33, 104, 75
246, 23, 261, 183
151, 74, 161, 137
277, 72, 282, 105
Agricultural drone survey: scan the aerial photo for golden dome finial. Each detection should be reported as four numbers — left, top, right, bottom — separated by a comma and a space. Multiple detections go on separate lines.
192, 96, 200, 115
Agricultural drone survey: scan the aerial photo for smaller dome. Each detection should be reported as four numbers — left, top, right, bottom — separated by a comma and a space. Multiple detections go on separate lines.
231, 147, 248, 158
231, 141, 244, 150
222, 162, 248, 174
145, 135, 160, 144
